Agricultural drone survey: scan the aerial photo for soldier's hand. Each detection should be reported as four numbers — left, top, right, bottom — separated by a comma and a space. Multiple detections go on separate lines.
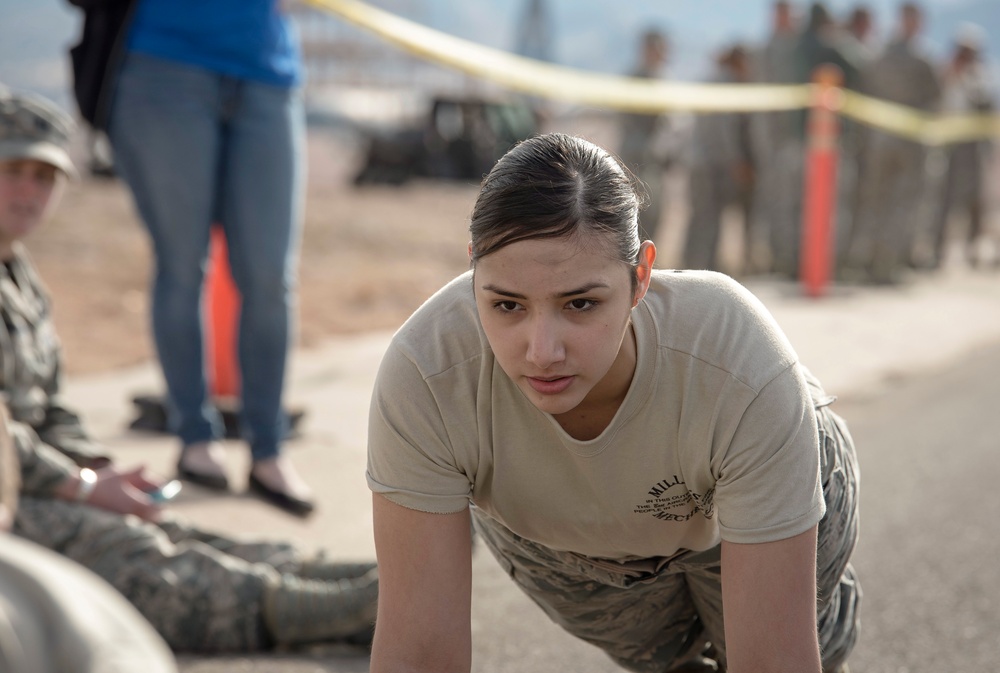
87, 465, 164, 522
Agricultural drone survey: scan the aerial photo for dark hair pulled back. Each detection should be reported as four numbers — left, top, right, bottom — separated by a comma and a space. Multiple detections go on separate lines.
469, 133, 644, 269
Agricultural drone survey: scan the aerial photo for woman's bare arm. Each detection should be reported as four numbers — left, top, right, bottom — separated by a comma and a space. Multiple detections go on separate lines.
370, 493, 474, 673
721, 525, 822, 673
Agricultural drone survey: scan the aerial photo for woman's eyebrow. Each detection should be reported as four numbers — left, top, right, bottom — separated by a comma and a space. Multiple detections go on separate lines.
480, 284, 525, 299
480, 282, 610, 299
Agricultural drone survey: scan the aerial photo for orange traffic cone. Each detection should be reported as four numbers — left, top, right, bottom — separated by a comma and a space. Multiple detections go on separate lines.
205, 227, 241, 399
799, 64, 844, 298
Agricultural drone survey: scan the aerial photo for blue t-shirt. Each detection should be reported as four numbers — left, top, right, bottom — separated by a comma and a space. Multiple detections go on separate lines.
127, 0, 301, 87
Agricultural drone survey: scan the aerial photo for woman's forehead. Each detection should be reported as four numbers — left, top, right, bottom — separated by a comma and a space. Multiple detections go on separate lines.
486, 227, 618, 259
475, 236, 629, 290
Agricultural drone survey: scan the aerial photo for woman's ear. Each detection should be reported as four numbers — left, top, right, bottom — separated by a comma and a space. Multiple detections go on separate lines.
468, 241, 474, 261
633, 241, 657, 306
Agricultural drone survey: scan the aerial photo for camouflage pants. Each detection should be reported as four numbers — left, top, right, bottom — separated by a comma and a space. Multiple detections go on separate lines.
473, 399, 861, 673
851, 137, 929, 281
753, 139, 804, 278
12, 502, 307, 652
683, 164, 741, 272
635, 163, 667, 246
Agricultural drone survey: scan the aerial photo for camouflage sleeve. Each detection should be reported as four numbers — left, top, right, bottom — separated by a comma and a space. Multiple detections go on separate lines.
10, 414, 77, 498
37, 358, 110, 469
1, 249, 109, 469
35, 397, 108, 468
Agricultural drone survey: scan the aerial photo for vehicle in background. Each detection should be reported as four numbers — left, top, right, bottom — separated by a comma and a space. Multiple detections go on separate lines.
352, 94, 538, 185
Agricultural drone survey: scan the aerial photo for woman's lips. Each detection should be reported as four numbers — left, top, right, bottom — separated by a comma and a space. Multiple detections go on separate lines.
526, 375, 574, 395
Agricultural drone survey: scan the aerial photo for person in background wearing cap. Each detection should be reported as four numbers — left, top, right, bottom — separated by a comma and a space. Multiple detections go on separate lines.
616, 28, 675, 249
748, 0, 802, 277
849, 2, 941, 284
928, 24, 995, 270
102, 0, 313, 515
0, 87, 380, 653
0, 86, 111, 471
681, 44, 756, 274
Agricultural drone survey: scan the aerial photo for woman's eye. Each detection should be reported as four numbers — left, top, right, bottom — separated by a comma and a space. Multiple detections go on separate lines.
568, 298, 597, 311
494, 300, 520, 312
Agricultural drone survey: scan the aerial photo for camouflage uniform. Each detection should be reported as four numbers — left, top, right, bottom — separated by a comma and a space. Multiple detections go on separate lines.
0, 245, 111, 469
790, 15, 862, 280
930, 60, 995, 268
473, 379, 860, 673
831, 33, 877, 278
682, 67, 753, 272
1, 245, 376, 653
10, 420, 377, 651
749, 28, 801, 275
851, 40, 941, 282
618, 63, 672, 245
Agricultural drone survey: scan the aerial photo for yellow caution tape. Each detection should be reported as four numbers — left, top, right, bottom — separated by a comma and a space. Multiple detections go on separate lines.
301, 0, 809, 113
302, 0, 1000, 143
841, 90, 1000, 145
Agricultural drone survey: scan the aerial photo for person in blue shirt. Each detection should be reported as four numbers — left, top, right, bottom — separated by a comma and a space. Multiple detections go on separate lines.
106, 0, 314, 515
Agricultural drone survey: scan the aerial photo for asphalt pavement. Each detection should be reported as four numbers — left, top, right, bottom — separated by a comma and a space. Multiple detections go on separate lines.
60, 265, 1000, 672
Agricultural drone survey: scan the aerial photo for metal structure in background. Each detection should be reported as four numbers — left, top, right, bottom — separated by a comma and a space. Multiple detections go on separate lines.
515, 0, 553, 63
293, 0, 470, 98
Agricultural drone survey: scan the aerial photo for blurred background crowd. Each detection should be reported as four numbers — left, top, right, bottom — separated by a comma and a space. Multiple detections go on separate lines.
609, 0, 997, 285
270, 0, 1000, 286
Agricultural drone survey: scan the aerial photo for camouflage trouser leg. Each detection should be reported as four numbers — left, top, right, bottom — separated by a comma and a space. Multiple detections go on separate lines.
473, 401, 860, 673
636, 164, 667, 245
13, 500, 276, 652
865, 140, 927, 282
473, 508, 715, 672
766, 141, 804, 278
812, 399, 862, 672
683, 165, 733, 272
157, 518, 303, 572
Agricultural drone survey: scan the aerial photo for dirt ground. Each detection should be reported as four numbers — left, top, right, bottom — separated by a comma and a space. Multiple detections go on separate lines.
32, 114, 676, 377
30, 129, 480, 376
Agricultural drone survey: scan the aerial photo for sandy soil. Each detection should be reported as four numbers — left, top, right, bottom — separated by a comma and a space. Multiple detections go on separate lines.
30, 113, 757, 377
29, 129, 479, 375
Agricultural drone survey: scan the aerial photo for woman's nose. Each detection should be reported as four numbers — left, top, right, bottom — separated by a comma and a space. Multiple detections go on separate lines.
525, 316, 565, 369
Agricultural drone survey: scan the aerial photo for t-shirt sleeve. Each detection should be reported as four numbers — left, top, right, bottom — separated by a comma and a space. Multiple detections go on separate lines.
366, 342, 473, 514
713, 364, 825, 544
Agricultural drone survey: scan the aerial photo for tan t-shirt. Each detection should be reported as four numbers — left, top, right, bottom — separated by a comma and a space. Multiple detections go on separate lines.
367, 270, 824, 560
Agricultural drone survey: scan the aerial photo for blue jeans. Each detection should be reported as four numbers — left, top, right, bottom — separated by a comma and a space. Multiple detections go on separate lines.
109, 53, 305, 461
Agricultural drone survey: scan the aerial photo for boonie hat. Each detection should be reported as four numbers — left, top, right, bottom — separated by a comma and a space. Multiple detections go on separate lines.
0, 87, 77, 178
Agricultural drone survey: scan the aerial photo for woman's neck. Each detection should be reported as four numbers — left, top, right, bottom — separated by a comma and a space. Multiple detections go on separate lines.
553, 324, 637, 441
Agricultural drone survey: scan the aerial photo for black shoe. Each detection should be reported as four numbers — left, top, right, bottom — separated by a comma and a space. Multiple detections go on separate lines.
248, 472, 316, 517
176, 460, 230, 491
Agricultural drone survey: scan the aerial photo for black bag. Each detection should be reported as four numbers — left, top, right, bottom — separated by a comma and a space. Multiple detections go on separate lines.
66, 0, 135, 129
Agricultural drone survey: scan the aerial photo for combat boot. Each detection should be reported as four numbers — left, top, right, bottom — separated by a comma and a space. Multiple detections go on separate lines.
262, 567, 378, 646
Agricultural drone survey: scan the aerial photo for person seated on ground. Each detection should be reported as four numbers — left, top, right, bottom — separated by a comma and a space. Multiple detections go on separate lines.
0, 87, 378, 652
0, 418, 178, 673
